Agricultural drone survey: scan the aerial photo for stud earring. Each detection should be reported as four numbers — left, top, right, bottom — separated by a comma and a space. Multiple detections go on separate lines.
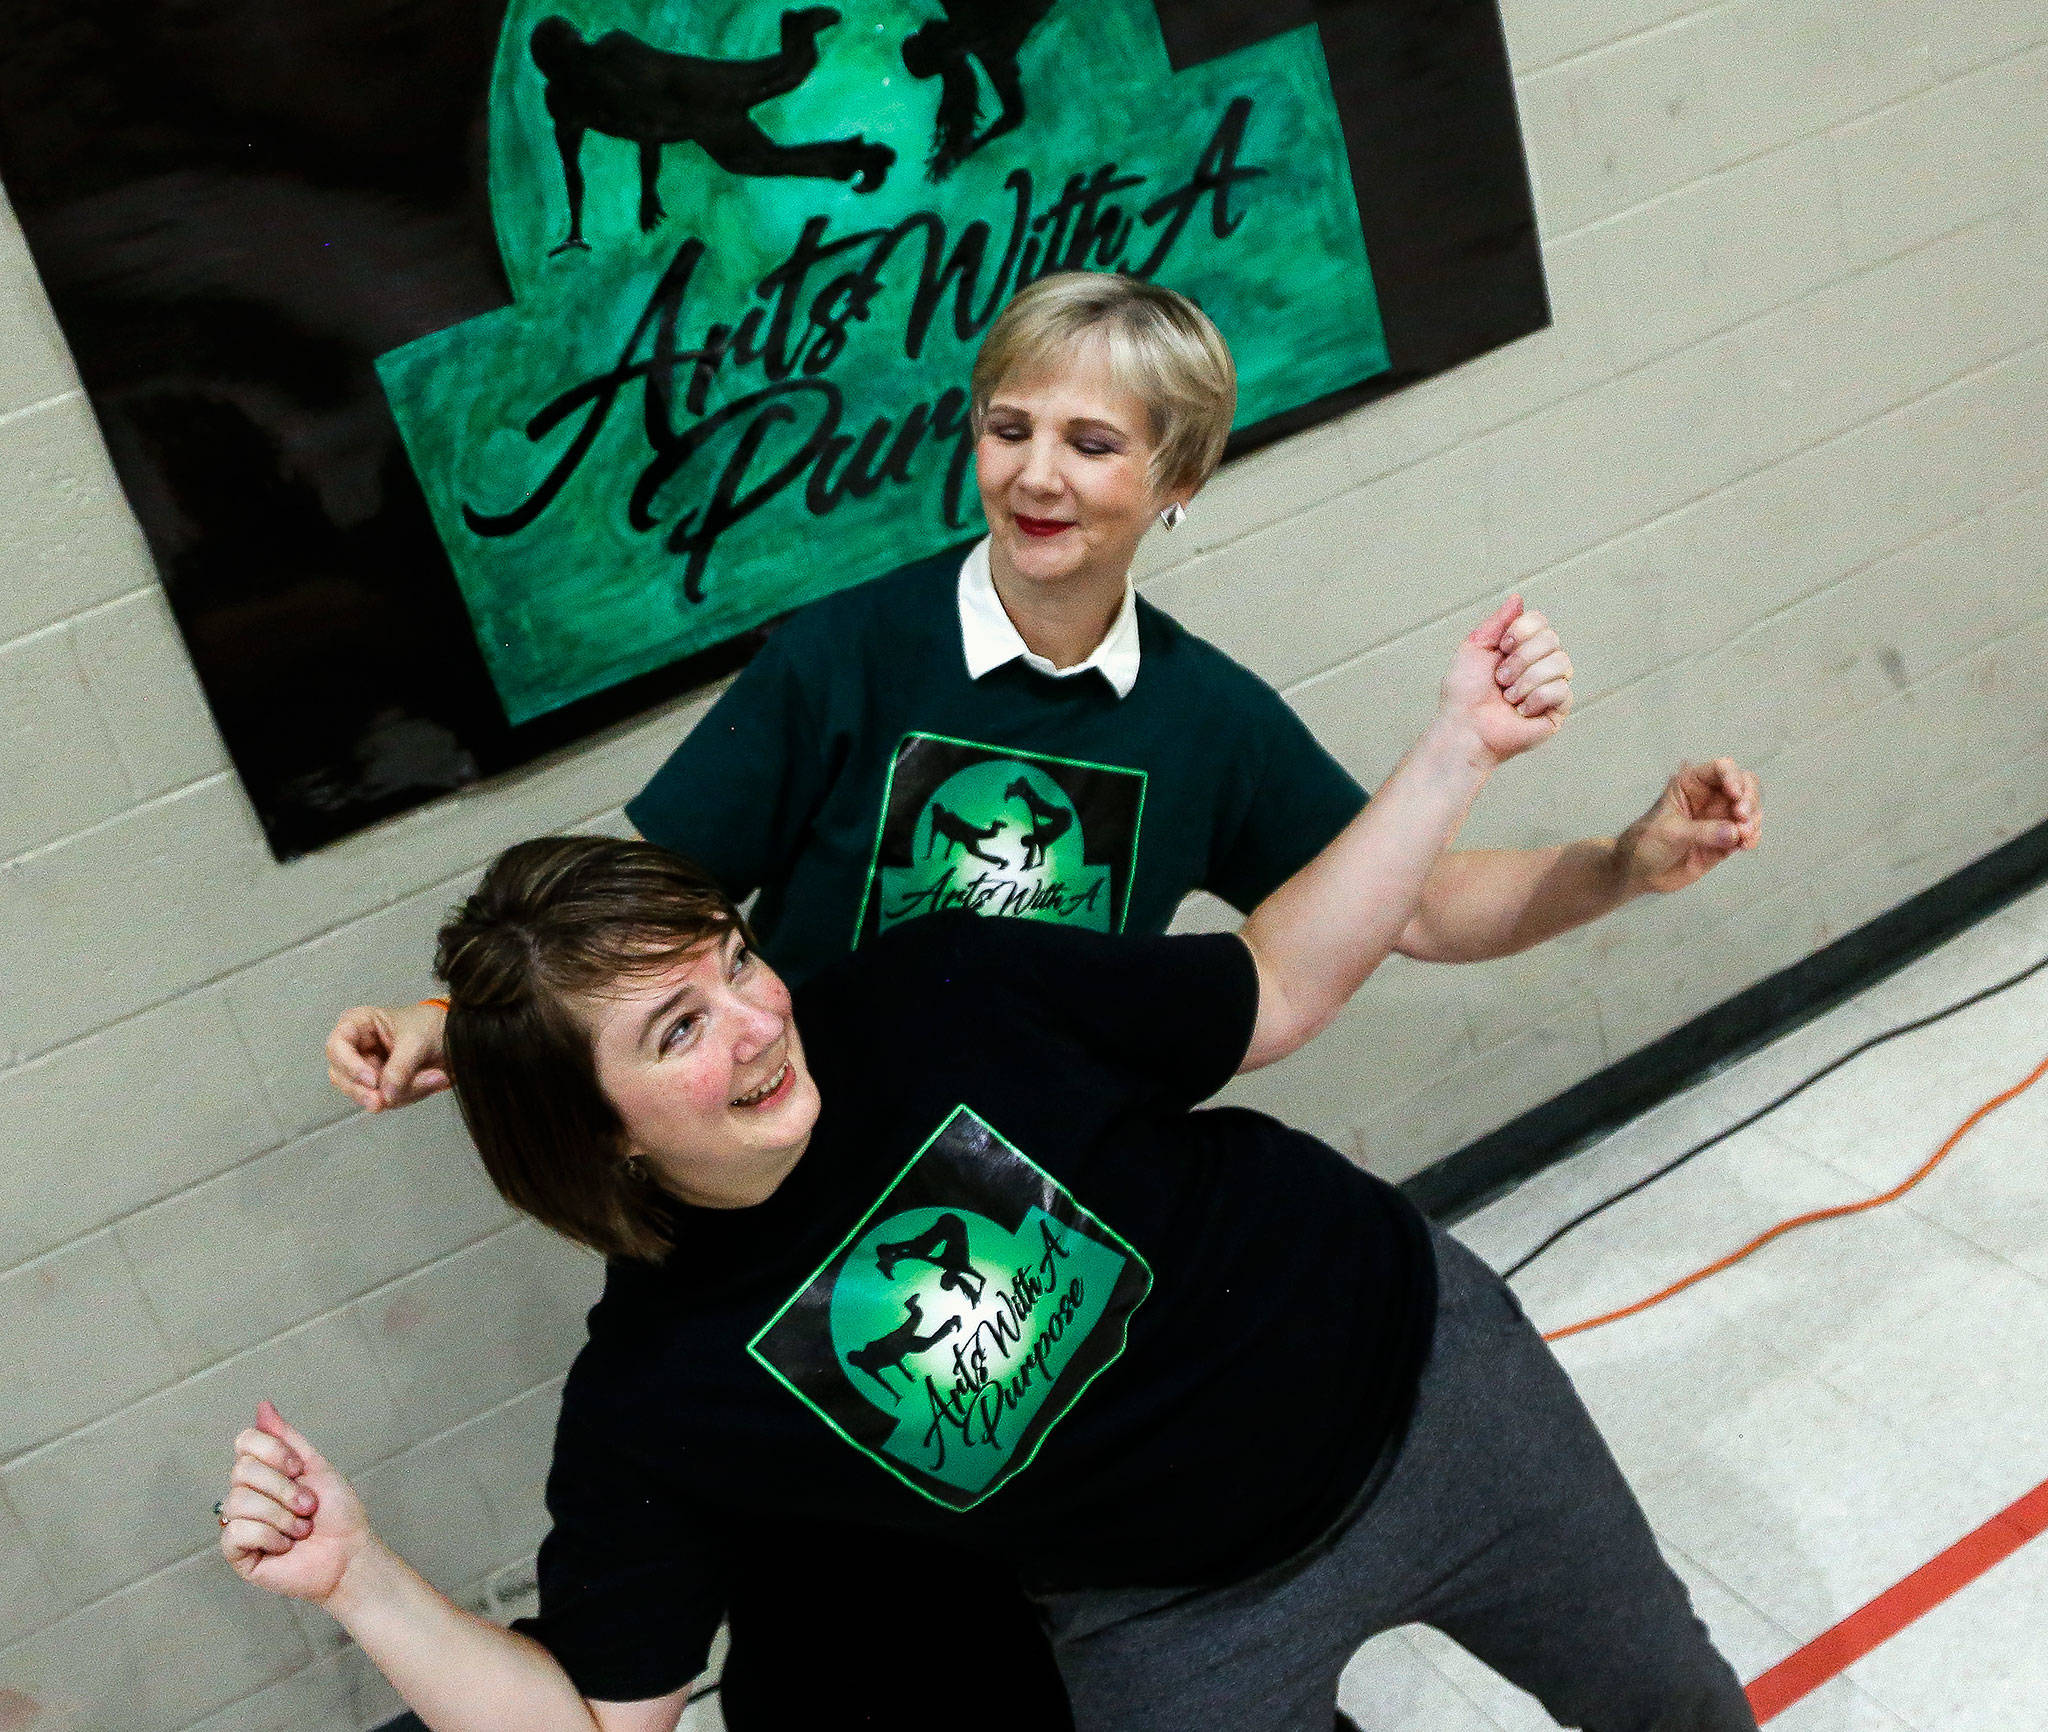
1158, 501, 1186, 530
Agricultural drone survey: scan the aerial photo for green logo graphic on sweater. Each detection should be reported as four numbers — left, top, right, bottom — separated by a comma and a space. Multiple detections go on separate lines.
373, 0, 1387, 724
750, 1105, 1151, 1509
854, 733, 1146, 946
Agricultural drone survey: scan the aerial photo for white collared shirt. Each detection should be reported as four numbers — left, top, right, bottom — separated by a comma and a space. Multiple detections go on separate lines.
956, 537, 1141, 700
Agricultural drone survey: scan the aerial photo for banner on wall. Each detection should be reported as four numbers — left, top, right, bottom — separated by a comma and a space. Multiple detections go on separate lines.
0, 0, 1547, 857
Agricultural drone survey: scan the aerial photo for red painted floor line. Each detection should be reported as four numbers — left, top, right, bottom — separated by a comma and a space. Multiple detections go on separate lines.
1746, 1474, 2048, 1721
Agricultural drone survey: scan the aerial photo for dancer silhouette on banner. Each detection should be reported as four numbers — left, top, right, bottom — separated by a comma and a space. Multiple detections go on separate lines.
902, 0, 1058, 181
530, 8, 895, 253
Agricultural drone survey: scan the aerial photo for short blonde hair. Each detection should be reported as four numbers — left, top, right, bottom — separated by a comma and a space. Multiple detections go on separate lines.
971, 273, 1237, 494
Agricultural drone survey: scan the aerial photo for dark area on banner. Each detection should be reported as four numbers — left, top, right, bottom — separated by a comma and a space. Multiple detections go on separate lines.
0, 0, 1544, 859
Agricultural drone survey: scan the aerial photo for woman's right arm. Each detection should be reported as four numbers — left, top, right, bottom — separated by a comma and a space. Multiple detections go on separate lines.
222, 1403, 690, 1732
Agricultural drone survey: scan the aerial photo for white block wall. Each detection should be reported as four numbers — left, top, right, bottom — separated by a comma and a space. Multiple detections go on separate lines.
3, 3, 2047, 1725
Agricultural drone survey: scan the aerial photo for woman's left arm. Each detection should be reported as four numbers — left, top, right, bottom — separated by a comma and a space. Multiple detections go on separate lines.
1395, 757, 1763, 963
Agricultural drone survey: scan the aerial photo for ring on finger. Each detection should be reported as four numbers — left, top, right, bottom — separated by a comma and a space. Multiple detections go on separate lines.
214, 1499, 228, 1528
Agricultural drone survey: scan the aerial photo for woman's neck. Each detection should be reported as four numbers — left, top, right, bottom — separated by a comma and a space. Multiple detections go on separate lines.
987, 543, 1129, 671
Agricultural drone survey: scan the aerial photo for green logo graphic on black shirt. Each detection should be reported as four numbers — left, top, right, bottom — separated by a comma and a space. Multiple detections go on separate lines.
750, 1106, 1151, 1509
853, 733, 1146, 947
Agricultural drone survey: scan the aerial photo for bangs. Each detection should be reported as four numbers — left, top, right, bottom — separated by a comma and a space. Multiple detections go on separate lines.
548, 912, 746, 994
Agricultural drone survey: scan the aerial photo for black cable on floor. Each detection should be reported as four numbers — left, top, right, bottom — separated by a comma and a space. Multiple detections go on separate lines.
1502, 946, 2048, 1280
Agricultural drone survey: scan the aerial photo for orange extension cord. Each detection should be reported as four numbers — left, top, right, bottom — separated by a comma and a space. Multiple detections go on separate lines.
1540, 1048, 2048, 1344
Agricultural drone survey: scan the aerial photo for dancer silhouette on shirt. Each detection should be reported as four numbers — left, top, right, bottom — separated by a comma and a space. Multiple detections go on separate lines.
1005, 777, 1073, 871
845, 1295, 962, 1401
875, 1213, 988, 1306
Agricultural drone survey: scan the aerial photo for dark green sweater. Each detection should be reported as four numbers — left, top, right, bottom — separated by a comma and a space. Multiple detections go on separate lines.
626, 549, 1367, 986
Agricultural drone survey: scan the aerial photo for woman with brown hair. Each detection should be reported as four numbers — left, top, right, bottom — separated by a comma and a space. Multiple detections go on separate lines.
322, 269, 1756, 1730
225, 602, 1761, 1732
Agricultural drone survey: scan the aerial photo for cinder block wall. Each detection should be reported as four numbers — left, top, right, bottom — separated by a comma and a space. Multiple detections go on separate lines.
3, 4, 2046, 1726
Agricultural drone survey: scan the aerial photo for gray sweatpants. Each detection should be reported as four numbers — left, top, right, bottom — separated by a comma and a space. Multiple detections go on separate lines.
1035, 1228, 1757, 1732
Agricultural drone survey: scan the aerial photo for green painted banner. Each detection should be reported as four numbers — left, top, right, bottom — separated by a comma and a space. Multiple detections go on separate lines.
376, 0, 1388, 724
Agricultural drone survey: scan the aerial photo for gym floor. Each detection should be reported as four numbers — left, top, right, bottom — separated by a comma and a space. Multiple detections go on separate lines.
1343, 874, 2048, 1729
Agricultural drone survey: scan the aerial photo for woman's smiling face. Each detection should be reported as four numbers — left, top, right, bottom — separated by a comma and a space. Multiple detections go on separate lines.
974, 344, 1179, 591
582, 930, 821, 1210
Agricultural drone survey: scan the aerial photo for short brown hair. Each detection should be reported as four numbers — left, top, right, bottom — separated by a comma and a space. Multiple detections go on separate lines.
433, 836, 749, 1262
971, 272, 1237, 494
